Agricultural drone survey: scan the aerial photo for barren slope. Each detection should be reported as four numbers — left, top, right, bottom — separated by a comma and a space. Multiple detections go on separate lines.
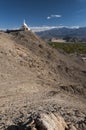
0, 31, 86, 130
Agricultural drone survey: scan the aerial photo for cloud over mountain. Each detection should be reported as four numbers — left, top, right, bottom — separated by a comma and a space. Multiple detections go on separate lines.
31, 25, 79, 32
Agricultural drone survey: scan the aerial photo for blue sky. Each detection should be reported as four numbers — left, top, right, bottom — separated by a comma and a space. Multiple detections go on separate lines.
0, 0, 86, 29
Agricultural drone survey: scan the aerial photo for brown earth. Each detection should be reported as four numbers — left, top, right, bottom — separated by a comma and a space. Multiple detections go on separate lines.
0, 31, 86, 130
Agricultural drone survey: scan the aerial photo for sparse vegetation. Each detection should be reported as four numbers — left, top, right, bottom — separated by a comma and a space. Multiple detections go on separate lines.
48, 42, 86, 54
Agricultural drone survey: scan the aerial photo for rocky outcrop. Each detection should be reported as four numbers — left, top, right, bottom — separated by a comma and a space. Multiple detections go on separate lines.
35, 113, 68, 130
6, 112, 77, 130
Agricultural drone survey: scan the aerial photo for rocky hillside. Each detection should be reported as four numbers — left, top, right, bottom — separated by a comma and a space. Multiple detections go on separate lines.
0, 30, 86, 130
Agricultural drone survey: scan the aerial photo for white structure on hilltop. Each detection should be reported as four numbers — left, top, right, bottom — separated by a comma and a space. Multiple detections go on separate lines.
21, 20, 30, 31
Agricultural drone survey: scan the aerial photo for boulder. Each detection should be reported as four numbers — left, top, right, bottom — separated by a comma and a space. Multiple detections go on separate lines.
35, 113, 68, 130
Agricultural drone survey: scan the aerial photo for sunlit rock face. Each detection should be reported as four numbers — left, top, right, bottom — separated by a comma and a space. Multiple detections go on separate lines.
35, 113, 68, 130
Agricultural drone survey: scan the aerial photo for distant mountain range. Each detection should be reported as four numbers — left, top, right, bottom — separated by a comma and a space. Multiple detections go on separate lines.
36, 27, 86, 42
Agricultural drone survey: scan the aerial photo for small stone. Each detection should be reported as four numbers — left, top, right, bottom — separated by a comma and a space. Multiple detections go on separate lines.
31, 127, 37, 130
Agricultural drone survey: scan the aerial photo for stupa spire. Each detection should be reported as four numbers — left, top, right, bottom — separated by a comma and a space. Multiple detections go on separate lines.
23, 19, 26, 25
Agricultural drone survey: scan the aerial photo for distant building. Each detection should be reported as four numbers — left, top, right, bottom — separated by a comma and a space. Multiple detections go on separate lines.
51, 38, 66, 43
21, 20, 30, 31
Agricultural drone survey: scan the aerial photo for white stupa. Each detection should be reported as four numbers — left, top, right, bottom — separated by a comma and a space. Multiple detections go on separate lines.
21, 20, 30, 31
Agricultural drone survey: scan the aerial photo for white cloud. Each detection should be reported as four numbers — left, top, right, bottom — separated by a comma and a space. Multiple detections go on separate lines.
47, 14, 62, 19
51, 15, 62, 18
47, 17, 51, 19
